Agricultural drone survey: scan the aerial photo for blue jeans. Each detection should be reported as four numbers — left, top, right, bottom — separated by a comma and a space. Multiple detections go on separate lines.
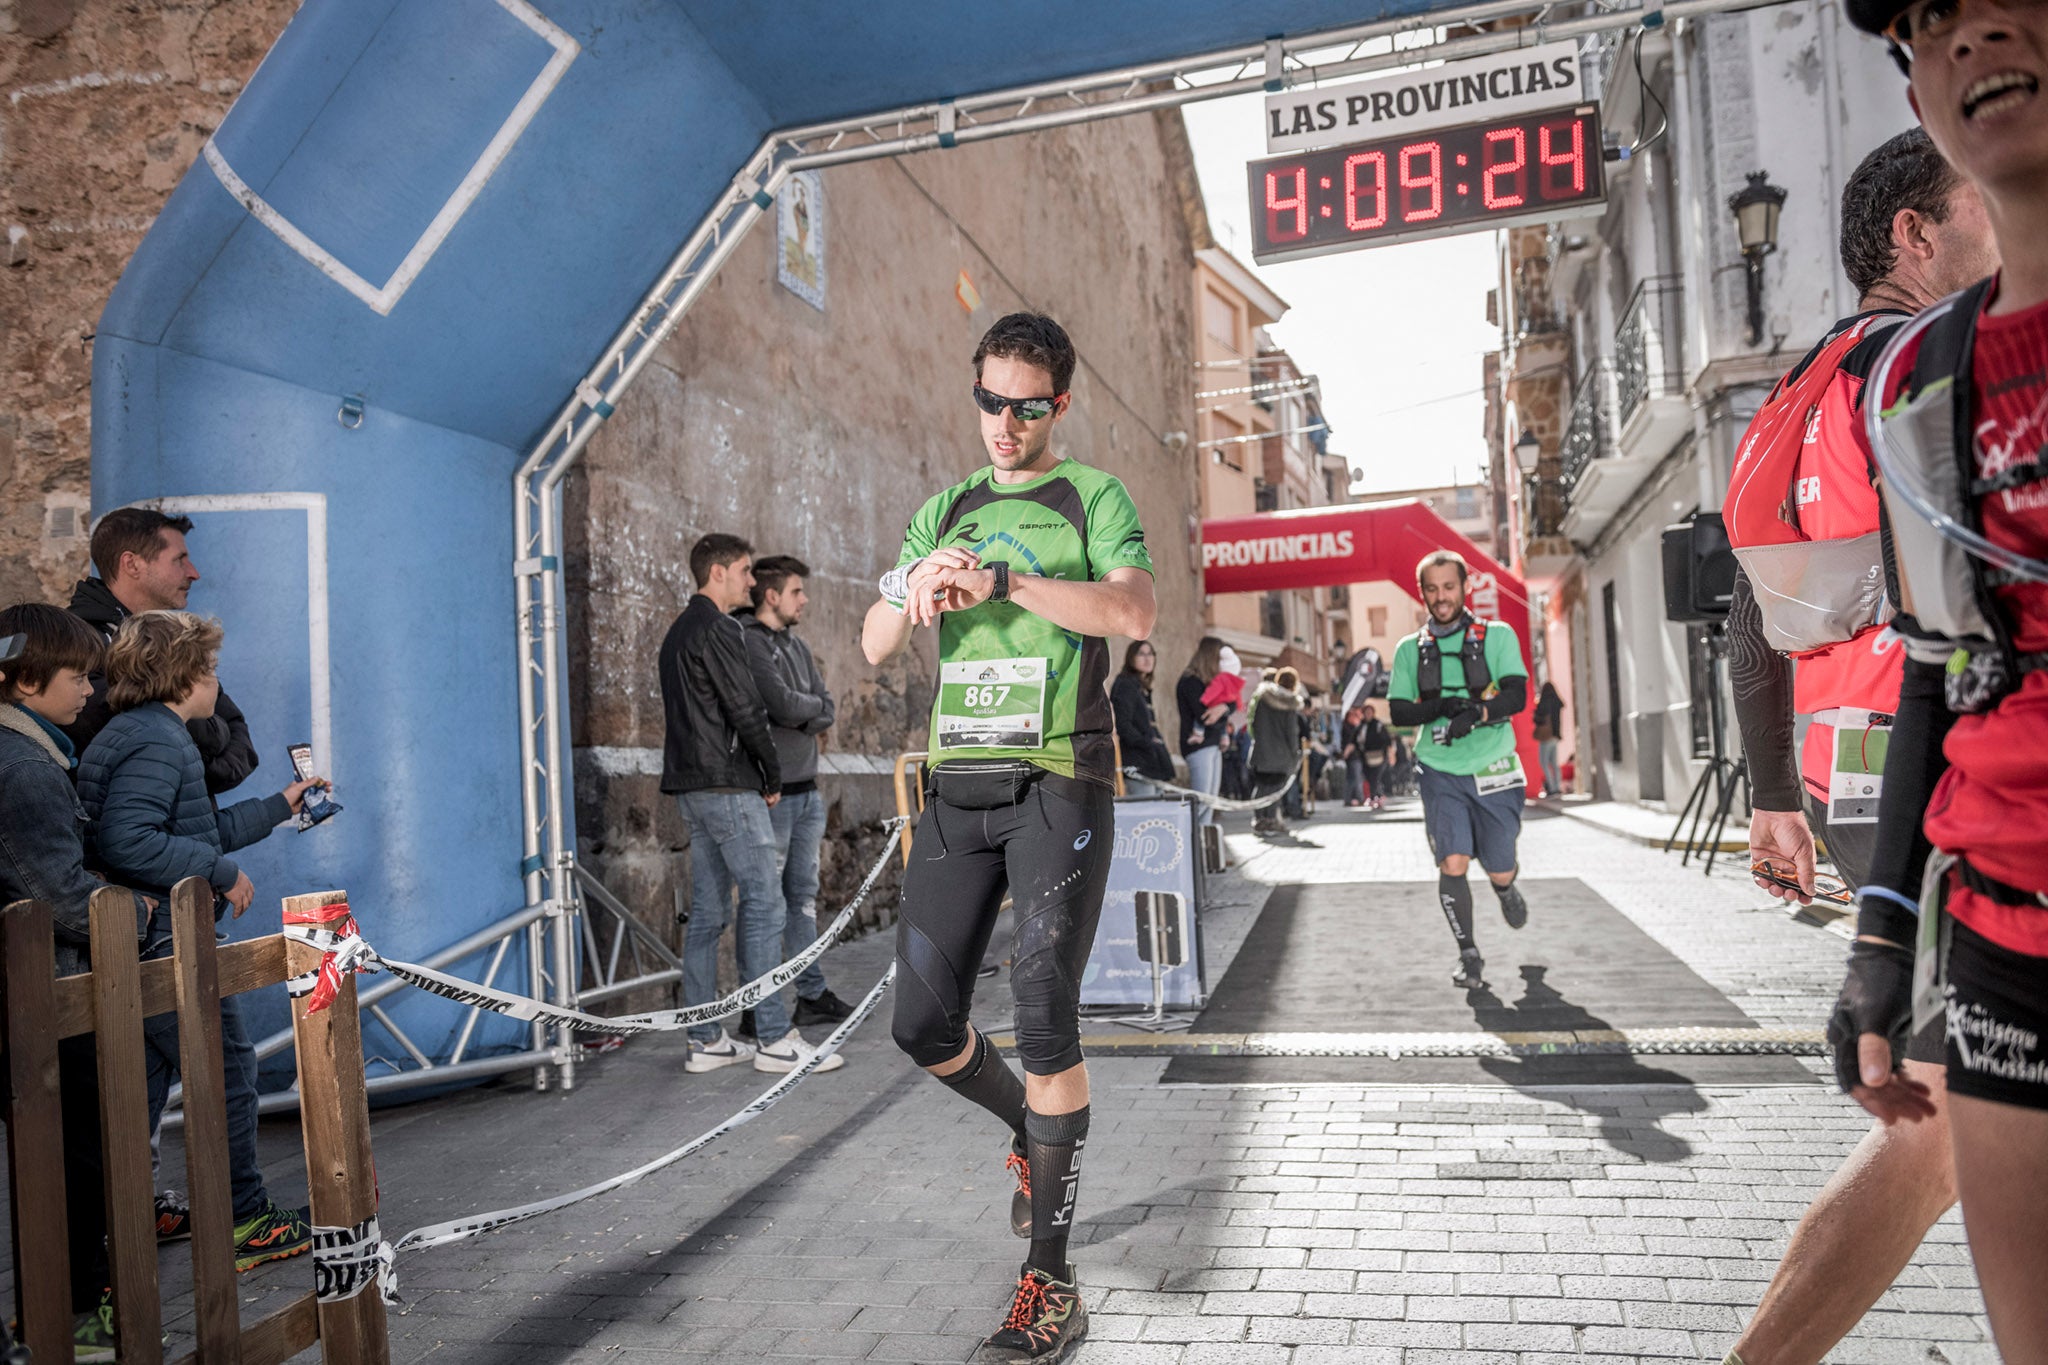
142, 933, 269, 1220
1185, 745, 1221, 826
679, 790, 790, 1046
769, 787, 829, 1002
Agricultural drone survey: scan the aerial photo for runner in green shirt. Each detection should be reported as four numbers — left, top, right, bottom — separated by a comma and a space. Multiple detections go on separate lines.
1386, 549, 1530, 988
861, 312, 1155, 1364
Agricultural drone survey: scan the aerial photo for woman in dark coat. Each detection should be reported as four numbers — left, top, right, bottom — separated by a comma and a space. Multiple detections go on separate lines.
1247, 667, 1305, 834
1111, 640, 1176, 796
1175, 636, 1232, 824
1533, 681, 1566, 797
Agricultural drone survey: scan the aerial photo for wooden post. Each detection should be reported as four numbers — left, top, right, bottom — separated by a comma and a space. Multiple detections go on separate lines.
283, 890, 389, 1364
172, 876, 242, 1362
90, 883, 164, 1363
2, 898, 73, 1365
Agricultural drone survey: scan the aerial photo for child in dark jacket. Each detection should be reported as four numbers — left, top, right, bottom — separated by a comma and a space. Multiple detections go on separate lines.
0, 603, 150, 1353
75, 609, 326, 1273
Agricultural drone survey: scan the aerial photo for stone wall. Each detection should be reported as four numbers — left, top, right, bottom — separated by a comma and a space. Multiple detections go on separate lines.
0, 0, 295, 606
567, 111, 1205, 946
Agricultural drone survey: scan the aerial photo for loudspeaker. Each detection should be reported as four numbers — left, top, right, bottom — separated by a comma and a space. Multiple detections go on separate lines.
1662, 512, 1736, 623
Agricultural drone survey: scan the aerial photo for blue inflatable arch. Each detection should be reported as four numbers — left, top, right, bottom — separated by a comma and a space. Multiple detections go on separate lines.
95, 0, 1673, 1093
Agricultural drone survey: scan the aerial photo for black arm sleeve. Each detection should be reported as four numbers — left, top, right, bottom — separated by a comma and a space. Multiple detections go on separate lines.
1387, 697, 1447, 727
1727, 566, 1803, 811
1482, 675, 1526, 722
1858, 644, 1956, 942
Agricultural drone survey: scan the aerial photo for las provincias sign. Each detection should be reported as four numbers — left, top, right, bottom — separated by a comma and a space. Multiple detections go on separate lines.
1263, 40, 1584, 155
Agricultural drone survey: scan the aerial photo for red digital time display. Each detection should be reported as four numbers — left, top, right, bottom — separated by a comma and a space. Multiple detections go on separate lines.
1247, 105, 1606, 262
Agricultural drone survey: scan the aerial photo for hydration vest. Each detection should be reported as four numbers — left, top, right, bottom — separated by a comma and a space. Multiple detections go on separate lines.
1726, 312, 1903, 652
1414, 617, 1492, 701
1869, 278, 2048, 713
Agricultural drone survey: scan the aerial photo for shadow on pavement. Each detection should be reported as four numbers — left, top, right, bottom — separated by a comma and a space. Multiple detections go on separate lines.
1469, 964, 1706, 1162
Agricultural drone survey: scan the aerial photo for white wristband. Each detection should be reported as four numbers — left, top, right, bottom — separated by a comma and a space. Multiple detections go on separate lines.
879, 558, 922, 609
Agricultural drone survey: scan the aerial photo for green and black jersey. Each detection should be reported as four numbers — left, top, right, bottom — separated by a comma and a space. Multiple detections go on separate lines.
895, 459, 1153, 786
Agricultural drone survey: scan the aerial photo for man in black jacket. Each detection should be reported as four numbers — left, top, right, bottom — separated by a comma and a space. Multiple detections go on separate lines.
63, 507, 259, 792
63, 505, 267, 1248
662, 533, 843, 1077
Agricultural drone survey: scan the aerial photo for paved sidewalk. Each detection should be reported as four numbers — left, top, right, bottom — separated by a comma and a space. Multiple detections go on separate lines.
7, 800, 1992, 1363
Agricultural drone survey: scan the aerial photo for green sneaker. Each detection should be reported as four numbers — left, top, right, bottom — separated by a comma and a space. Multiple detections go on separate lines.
72, 1289, 117, 1363
233, 1200, 313, 1272
974, 1263, 1088, 1362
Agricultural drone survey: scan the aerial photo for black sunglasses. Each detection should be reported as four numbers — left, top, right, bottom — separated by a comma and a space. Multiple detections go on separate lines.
1750, 861, 1855, 908
973, 384, 1063, 422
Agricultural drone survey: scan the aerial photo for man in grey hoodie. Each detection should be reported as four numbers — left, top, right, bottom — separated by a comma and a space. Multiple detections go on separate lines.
739, 556, 854, 1026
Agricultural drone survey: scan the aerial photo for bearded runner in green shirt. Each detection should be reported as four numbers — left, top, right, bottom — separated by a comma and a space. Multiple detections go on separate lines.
1386, 549, 1530, 990
862, 313, 1155, 1364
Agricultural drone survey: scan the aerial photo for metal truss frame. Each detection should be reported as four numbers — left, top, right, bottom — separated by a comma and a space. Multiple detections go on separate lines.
201, 0, 1791, 1109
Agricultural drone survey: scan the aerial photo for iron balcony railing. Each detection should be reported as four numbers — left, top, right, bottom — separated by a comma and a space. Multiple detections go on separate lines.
1615, 274, 1686, 429
1558, 358, 1617, 492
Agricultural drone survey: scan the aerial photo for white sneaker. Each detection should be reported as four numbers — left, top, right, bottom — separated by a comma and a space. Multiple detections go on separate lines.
753, 1030, 845, 1074
684, 1028, 756, 1074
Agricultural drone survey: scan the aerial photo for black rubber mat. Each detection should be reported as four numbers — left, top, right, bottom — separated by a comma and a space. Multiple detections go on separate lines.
1162, 880, 1812, 1086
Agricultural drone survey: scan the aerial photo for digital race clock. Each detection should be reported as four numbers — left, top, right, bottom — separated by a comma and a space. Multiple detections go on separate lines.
1246, 105, 1606, 263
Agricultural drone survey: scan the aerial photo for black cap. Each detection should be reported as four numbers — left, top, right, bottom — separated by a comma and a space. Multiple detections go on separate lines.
1845, 0, 1909, 36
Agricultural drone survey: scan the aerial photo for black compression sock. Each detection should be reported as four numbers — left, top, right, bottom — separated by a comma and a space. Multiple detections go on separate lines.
1025, 1105, 1089, 1278
1493, 872, 1518, 899
937, 1030, 1028, 1149
1438, 873, 1476, 951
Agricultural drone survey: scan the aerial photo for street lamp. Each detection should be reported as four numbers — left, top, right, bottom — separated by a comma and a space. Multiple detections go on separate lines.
1514, 429, 1542, 475
1729, 171, 1787, 347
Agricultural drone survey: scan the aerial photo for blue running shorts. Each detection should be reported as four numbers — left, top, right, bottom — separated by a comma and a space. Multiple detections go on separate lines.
1418, 762, 1524, 874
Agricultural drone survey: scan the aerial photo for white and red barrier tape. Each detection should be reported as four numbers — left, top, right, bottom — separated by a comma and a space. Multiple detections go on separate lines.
279, 821, 901, 1032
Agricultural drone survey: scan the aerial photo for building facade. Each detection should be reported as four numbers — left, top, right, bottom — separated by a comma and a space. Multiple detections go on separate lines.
1191, 246, 1349, 689
1489, 0, 1909, 805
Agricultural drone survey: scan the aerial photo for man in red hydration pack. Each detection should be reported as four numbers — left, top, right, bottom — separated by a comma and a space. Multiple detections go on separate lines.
1828, 0, 2048, 1355
1723, 128, 1997, 1365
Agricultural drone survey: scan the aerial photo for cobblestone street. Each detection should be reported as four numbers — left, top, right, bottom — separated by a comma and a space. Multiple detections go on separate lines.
23, 801, 1994, 1363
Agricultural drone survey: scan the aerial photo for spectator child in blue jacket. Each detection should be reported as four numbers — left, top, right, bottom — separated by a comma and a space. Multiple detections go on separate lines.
75, 609, 326, 1272
0, 602, 150, 1352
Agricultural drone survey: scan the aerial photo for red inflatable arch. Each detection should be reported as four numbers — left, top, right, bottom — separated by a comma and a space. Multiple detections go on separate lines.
1201, 499, 1541, 791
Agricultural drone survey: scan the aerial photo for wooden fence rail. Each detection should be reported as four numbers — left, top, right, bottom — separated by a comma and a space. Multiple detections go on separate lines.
2, 878, 387, 1364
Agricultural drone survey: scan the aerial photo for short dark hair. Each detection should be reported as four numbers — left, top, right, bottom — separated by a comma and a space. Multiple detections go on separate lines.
1840, 128, 1963, 297
91, 507, 194, 582
0, 602, 105, 701
749, 555, 810, 607
973, 312, 1077, 395
1415, 549, 1469, 592
689, 533, 752, 589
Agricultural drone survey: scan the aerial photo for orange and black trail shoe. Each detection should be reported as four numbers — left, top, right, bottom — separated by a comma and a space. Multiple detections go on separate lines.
1005, 1140, 1032, 1238
974, 1263, 1087, 1362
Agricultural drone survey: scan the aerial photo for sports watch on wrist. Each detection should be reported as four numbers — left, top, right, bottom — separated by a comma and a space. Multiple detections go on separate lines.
988, 561, 1011, 604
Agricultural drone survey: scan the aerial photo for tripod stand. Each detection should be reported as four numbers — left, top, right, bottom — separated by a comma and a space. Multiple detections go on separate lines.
1664, 623, 1749, 874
